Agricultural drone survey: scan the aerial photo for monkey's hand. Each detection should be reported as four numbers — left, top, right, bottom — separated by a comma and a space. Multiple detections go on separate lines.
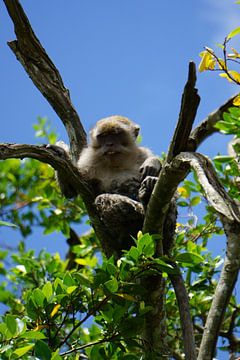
140, 156, 161, 181
46, 141, 70, 158
138, 175, 158, 207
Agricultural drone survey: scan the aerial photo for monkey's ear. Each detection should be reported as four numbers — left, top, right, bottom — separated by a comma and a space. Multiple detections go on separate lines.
134, 125, 140, 138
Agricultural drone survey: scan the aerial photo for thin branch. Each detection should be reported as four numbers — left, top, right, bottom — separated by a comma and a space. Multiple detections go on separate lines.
169, 266, 197, 360
3, 0, 86, 162
188, 95, 236, 151
60, 333, 119, 356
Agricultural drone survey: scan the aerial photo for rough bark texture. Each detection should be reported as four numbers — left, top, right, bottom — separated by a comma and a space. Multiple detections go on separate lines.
3, 0, 86, 162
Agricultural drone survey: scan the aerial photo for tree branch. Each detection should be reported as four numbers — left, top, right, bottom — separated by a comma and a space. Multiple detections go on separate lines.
167, 61, 200, 162
3, 0, 87, 162
0, 143, 93, 201
197, 219, 240, 360
169, 268, 197, 360
188, 95, 236, 151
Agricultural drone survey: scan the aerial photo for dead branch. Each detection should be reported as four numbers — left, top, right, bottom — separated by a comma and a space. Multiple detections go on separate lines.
3, 0, 86, 162
167, 61, 200, 162
188, 95, 236, 151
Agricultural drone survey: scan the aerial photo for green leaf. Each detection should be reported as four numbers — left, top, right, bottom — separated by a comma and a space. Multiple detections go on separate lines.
104, 277, 118, 293
21, 330, 46, 340
177, 200, 189, 207
106, 262, 117, 276
13, 344, 35, 357
63, 272, 75, 286
190, 196, 201, 206
5, 315, 17, 336
153, 259, 178, 274
128, 246, 139, 261
33, 288, 46, 307
137, 233, 155, 256
35, 340, 52, 360
227, 26, 240, 40
176, 252, 204, 265
42, 282, 53, 301
0, 220, 18, 228
214, 155, 234, 163
66, 285, 78, 294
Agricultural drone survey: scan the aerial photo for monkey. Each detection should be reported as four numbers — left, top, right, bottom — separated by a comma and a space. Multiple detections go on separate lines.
77, 116, 161, 200
50, 116, 176, 257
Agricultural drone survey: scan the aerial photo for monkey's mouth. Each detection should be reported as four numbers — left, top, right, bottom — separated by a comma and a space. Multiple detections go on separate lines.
105, 151, 120, 155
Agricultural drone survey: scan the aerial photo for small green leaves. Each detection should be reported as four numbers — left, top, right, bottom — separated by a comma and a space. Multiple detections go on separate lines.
137, 233, 155, 257
0, 220, 17, 228
176, 252, 204, 265
13, 344, 35, 358
104, 277, 118, 293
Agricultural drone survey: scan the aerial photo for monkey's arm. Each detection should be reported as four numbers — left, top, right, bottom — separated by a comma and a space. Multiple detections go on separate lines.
139, 148, 162, 181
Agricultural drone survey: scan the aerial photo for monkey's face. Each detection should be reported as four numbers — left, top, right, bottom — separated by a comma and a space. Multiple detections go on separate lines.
93, 130, 134, 156
90, 116, 140, 158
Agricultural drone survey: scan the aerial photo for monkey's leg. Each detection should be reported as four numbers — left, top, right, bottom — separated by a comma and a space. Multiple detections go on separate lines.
94, 194, 144, 257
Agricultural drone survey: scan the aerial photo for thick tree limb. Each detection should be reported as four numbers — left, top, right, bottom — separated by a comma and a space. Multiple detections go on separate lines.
167, 62, 200, 162
198, 219, 240, 360
3, 0, 86, 162
0, 143, 93, 202
188, 95, 236, 151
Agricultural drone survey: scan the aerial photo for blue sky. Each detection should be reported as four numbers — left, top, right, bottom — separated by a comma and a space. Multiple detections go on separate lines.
1, 0, 239, 156
1, 2, 240, 358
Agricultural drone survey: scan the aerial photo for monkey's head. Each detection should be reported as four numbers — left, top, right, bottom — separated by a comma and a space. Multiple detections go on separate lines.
90, 116, 140, 157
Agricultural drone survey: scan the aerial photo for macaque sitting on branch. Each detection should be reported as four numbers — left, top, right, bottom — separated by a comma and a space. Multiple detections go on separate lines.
52, 116, 175, 256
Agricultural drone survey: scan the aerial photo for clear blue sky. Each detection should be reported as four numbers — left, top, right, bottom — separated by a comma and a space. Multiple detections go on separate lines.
1, 2, 240, 358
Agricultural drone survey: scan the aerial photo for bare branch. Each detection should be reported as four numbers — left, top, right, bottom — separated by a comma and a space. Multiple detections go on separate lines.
198, 219, 240, 360
188, 95, 236, 151
167, 61, 200, 162
3, 0, 86, 162
169, 268, 197, 360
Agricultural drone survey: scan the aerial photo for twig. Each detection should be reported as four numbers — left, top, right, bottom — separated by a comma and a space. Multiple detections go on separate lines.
60, 333, 119, 356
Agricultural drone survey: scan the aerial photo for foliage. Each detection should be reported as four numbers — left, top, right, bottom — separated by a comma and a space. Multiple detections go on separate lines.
0, 118, 239, 359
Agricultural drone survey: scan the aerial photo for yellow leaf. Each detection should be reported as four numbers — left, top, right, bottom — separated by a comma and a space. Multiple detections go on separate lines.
137, 231, 143, 239
34, 324, 49, 331
116, 293, 136, 301
50, 304, 61, 318
233, 94, 240, 106
75, 258, 88, 266
220, 70, 240, 83
66, 286, 78, 294
227, 26, 240, 40
217, 59, 226, 70
199, 50, 215, 72
178, 187, 189, 198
